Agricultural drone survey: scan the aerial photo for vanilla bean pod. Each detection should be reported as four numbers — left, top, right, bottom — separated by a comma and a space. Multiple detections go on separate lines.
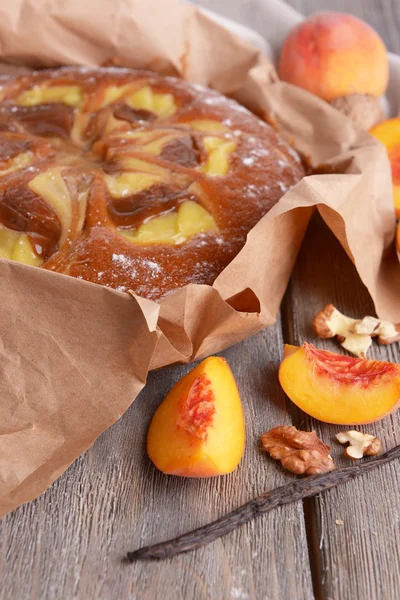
127, 444, 400, 562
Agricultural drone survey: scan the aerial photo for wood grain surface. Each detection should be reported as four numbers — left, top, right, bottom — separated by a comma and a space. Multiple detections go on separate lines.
1, 1, 400, 599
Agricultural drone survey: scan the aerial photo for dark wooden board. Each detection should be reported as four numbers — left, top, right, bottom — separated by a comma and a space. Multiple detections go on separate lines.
286, 215, 400, 600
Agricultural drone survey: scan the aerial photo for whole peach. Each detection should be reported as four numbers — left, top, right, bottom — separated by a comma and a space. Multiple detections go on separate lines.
279, 12, 389, 101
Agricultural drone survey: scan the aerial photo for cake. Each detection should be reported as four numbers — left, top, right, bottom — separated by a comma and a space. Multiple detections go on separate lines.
0, 67, 304, 299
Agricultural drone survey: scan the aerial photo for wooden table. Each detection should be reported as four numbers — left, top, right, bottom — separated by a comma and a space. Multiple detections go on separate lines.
2, 1, 400, 598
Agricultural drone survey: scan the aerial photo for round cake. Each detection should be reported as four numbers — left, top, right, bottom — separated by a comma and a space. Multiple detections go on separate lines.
0, 67, 304, 299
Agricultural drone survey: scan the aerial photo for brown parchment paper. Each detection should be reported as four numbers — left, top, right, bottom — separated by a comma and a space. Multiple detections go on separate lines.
1, 0, 400, 518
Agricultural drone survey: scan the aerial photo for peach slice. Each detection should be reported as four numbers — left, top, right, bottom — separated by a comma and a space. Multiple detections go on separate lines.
200, 137, 237, 176
0, 225, 42, 267
370, 118, 400, 217
126, 86, 177, 117
28, 167, 72, 247
121, 200, 217, 245
17, 85, 83, 107
147, 357, 245, 477
279, 343, 400, 425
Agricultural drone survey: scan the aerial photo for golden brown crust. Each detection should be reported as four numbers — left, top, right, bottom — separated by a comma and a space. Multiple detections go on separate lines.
0, 67, 304, 299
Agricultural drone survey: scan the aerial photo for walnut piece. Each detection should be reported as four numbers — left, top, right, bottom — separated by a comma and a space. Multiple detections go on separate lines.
260, 425, 336, 476
330, 94, 384, 130
336, 430, 381, 460
313, 304, 400, 357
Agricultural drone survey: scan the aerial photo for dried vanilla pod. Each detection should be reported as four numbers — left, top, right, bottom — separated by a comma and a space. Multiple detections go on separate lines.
127, 444, 400, 561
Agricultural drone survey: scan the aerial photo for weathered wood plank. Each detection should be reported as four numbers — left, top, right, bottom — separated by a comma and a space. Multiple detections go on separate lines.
286, 215, 400, 600
0, 322, 314, 600
283, 1, 400, 596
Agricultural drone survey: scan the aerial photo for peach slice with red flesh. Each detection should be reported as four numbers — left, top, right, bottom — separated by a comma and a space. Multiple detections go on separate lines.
279, 343, 400, 425
370, 118, 400, 218
147, 356, 245, 477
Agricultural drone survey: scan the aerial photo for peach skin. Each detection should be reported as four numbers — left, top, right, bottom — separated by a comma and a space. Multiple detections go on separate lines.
279, 12, 389, 101
279, 343, 400, 425
147, 356, 245, 477
370, 118, 400, 218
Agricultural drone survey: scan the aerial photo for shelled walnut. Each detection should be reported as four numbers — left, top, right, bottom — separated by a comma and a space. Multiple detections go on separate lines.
313, 304, 400, 357
336, 430, 381, 459
260, 425, 336, 475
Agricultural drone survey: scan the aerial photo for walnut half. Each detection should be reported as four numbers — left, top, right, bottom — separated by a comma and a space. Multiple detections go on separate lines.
260, 425, 336, 476
336, 430, 381, 460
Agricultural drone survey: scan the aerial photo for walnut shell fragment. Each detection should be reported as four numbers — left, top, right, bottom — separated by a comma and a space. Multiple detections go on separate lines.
260, 425, 336, 475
